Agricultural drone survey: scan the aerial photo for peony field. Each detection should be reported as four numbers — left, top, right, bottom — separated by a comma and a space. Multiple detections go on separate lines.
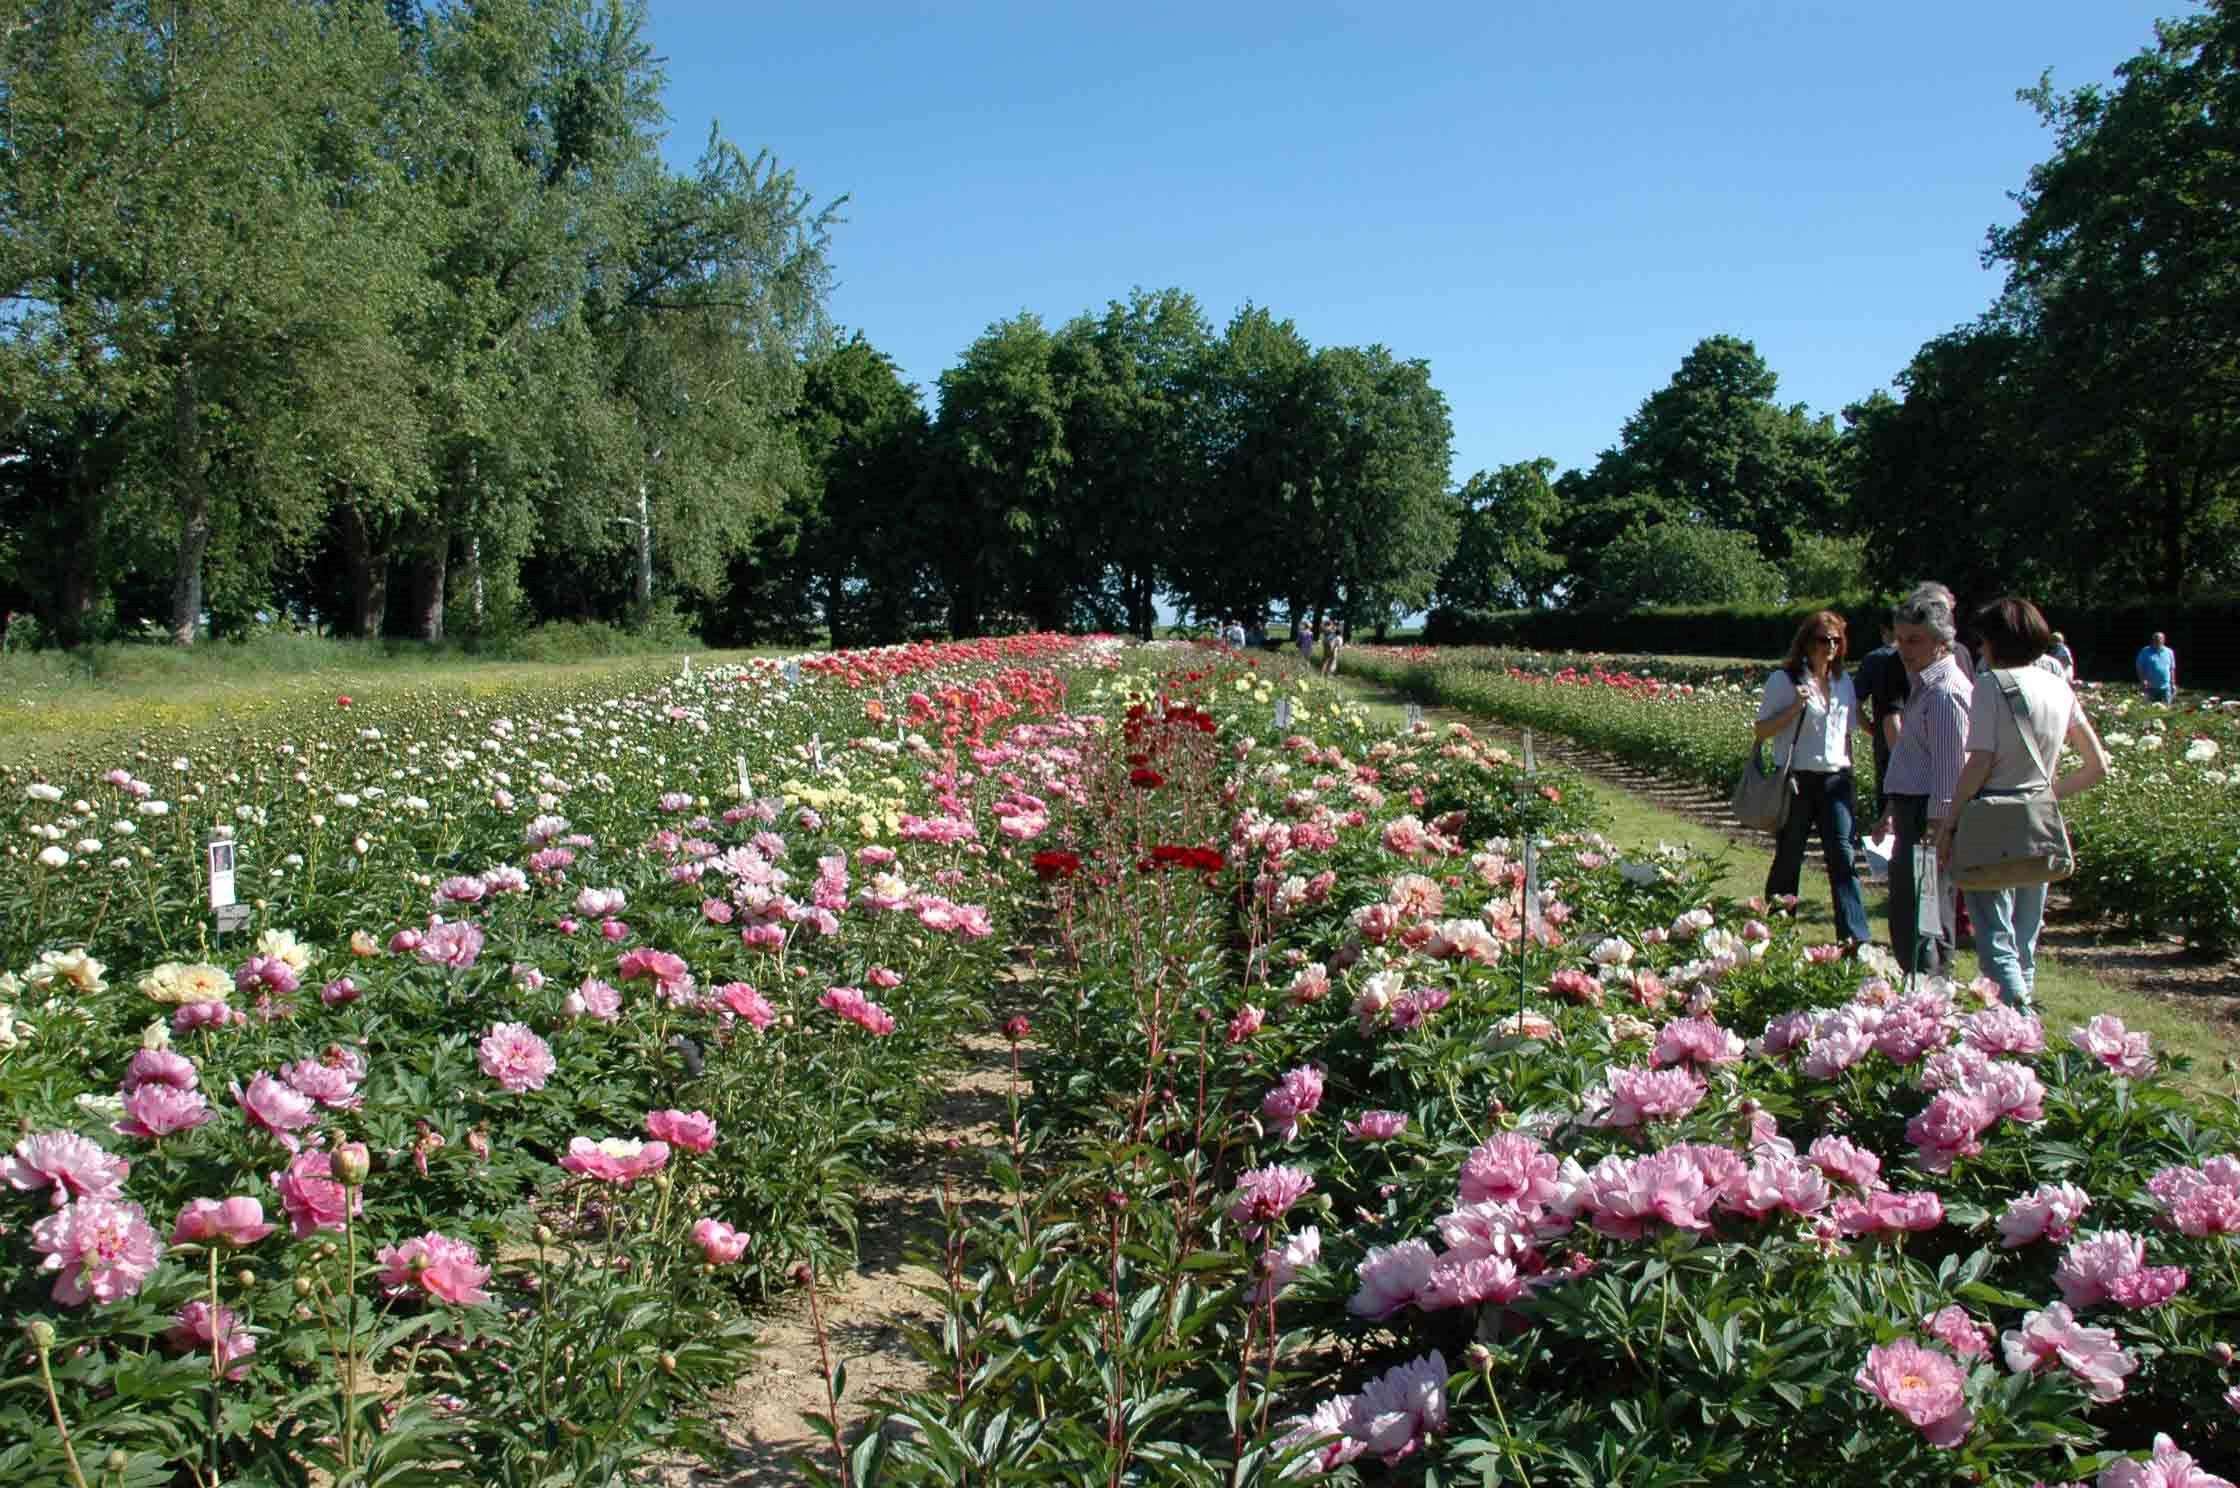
2, 635, 2235, 1488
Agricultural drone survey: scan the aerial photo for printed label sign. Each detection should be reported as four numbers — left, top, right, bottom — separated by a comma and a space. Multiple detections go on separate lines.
207, 839, 236, 911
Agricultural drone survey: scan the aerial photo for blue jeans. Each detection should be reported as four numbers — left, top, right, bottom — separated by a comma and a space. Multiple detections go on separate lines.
1768, 769, 1872, 944
2144, 683, 2173, 703
1965, 884, 2048, 1009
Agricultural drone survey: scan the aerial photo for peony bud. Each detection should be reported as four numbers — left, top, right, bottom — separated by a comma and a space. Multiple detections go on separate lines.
234, 1269, 256, 1290
22, 1320, 55, 1352
333, 1142, 371, 1186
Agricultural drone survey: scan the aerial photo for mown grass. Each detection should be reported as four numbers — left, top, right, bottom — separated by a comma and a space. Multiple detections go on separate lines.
0, 633, 798, 767
1333, 671, 2235, 1096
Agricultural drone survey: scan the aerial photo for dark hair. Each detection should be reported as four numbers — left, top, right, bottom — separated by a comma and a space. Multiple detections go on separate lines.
1781, 610, 1849, 680
1971, 596, 2053, 667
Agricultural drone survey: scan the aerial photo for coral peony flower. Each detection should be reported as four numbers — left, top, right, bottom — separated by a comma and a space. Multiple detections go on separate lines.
4, 1131, 130, 1206
712, 981, 774, 1031
818, 985, 895, 1036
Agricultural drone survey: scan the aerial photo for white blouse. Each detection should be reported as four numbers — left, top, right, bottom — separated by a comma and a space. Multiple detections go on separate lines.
1756, 668, 1856, 773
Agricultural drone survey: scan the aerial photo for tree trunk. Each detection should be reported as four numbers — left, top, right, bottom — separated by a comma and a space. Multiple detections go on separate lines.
168, 362, 208, 647
825, 571, 845, 648
633, 481, 654, 617
339, 497, 390, 639
51, 472, 102, 648
465, 531, 485, 639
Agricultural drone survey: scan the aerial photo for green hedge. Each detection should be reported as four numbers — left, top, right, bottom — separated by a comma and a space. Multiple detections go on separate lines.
1426, 596, 2240, 689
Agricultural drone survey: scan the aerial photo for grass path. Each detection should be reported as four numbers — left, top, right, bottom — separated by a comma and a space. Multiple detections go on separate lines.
1328, 667, 2236, 1093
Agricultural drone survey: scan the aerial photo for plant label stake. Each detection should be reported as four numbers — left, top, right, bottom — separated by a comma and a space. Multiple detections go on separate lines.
784, 659, 801, 689
736, 754, 751, 802
207, 838, 249, 939
810, 734, 824, 771
680, 654, 693, 682
1522, 729, 1536, 775
1404, 703, 1423, 730
1273, 698, 1292, 731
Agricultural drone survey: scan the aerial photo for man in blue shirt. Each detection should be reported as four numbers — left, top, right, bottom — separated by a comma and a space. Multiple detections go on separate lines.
2135, 632, 2177, 703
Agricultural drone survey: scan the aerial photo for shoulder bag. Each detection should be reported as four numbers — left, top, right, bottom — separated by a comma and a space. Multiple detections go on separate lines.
1730, 689, 1809, 834
1949, 670, 2075, 891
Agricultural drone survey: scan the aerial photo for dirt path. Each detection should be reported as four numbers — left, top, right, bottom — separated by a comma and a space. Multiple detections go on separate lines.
646, 1033, 1023, 1485
1345, 672, 2240, 1035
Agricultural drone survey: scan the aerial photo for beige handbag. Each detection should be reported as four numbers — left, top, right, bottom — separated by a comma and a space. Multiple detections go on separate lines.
1730, 706, 1807, 833
1950, 671, 2074, 891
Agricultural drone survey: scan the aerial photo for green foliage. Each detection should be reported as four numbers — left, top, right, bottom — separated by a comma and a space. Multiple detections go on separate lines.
1437, 458, 1568, 613
1596, 524, 1787, 609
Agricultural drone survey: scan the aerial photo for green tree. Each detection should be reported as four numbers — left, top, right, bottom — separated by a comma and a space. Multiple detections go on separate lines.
1986, 5, 2240, 596
931, 314, 1071, 635
1595, 523, 1784, 609
1306, 344, 1458, 631
1436, 458, 1567, 612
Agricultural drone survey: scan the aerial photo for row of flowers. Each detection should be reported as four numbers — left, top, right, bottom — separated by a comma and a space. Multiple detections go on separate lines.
1347, 644, 2240, 954
840, 642, 2235, 1486
0, 635, 1118, 1484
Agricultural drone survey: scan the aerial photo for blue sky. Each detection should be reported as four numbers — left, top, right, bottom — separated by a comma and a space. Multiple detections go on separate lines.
647, 0, 2175, 483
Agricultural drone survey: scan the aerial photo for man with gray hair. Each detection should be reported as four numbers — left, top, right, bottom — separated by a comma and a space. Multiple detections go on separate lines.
1876, 589, 1974, 976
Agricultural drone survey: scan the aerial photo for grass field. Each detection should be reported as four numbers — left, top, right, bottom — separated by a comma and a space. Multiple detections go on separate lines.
0, 632, 794, 766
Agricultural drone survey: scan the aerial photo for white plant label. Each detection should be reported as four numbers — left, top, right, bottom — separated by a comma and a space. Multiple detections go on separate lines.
1274, 698, 1292, 730
736, 754, 751, 801
206, 839, 236, 911
1523, 730, 1537, 774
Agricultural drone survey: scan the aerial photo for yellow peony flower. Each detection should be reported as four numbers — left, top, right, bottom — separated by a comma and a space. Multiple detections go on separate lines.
27, 948, 107, 997
138, 961, 231, 1005
254, 928, 314, 974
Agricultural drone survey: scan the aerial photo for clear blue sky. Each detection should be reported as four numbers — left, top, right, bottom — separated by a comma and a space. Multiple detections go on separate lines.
647, 0, 2176, 484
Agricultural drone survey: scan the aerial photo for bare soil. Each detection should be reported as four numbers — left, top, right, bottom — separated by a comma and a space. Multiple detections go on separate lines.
643, 1033, 1022, 1485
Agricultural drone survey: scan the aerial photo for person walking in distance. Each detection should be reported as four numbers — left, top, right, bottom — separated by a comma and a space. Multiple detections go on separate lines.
1753, 611, 1873, 947
2135, 631, 2177, 703
1851, 617, 1907, 865
1877, 590, 1974, 977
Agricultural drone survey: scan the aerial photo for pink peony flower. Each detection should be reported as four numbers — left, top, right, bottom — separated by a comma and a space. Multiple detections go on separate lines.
1228, 1163, 1314, 1235
2055, 1230, 2187, 1311
31, 1196, 162, 1306
692, 1217, 750, 1264
2071, 1015, 2155, 1077
1419, 1253, 1531, 1311
2146, 1157, 2240, 1238
818, 985, 895, 1036
1581, 1148, 1719, 1240
116, 1083, 215, 1140
1807, 1135, 1884, 1191
281, 1057, 362, 1111
1344, 1350, 1449, 1464
1458, 1132, 1559, 1206
1593, 1065, 1707, 1128
2096, 1434, 2235, 1488
1724, 1152, 1832, 1219
120, 1049, 198, 1093
1226, 1003, 1266, 1044
1905, 1090, 1996, 1173
416, 921, 485, 970
172, 1196, 276, 1247
1345, 1109, 1411, 1143
616, 947, 690, 986
4, 1131, 130, 1207
562, 978, 623, 1022
645, 1108, 717, 1154
165, 1300, 256, 1377
1261, 1065, 1325, 1141
234, 955, 299, 996
376, 1231, 492, 1305
477, 1022, 555, 1093
1961, 1003, 2046, 1056
1998, 1182, 2093, 1247
1348, 1238, 1437, 1319
174, 999, 246, 1034
559, 1136, 671, 1185
2003, 1301, 2137, 1402
866, 965, 903, 990
712, 981, 774, 1031
1652, 1015, 1744, 1068
1856, 1339, 1972, 1447
1832, 1189, 1945, 1237
1923, 1305, 1993, 1359
272, 1151, 361, 1237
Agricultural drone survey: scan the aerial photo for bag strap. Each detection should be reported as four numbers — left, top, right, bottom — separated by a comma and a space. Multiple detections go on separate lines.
1761, 675, 1810, 770
1992, 670, 2057, 795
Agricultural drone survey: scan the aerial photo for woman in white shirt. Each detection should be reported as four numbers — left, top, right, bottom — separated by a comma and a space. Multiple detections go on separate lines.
1935, 597, 2110, 1010
1753, 611, 1873, 945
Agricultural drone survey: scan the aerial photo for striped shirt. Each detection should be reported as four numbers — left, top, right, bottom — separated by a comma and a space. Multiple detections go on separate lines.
1881, 654, 1974, 818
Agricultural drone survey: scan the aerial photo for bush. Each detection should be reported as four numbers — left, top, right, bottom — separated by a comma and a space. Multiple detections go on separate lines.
1597, 524, 1786, 608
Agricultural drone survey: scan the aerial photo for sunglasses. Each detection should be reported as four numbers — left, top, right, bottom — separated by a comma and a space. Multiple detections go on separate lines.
1812, 634, 1840, 646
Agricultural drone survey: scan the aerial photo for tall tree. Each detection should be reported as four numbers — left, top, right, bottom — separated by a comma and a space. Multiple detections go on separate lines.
1987, 6, 2240, 596
931, 314, 1070, 635
1435, 458, 1566, 612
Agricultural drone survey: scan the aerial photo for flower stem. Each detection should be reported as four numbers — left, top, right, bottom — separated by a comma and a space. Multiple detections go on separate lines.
29, 1327, 93, 1488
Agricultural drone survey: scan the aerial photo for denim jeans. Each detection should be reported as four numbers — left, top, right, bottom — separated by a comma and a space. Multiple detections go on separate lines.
1884, 794, 1951, 977
1767, 769, 1873, 944
1965, 884, 2048, 1010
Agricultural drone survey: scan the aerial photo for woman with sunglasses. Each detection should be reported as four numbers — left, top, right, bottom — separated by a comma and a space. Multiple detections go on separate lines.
1751, 610, 1873, 946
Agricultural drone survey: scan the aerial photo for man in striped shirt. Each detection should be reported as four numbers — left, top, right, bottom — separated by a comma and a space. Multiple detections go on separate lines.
1877, 591, 1974, 976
